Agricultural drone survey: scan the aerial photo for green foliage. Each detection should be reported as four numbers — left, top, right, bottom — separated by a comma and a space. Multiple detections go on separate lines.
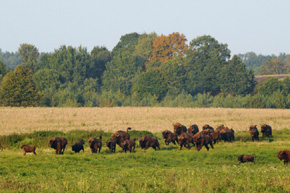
0, 65, 42, 106
258, 77, 283, 96
19, 44, 39, 74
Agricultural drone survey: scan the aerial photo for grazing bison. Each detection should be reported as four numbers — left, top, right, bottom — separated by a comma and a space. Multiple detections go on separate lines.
90, 136, 102, 153
261, 124, 272, 137
72, 139, 85, 153
106, 139, 117, 153
21, 145, 39, 155
278, 149, 290, 165
188, 124, 199, 135
173, 123, 187, 135
122, 138, 137, 153
178, 132, 194, 150
193, 132, 214, 151
162, 130, 178, 145
249, 125, 259, 141
238, 154, 256, 164
111, 127, 132, 147
202, 124, 214, 132
139, 136, 160, 150
49, 137, 67, 154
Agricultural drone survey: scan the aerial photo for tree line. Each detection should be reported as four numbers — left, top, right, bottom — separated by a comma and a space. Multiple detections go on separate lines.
0, 32, 289, 108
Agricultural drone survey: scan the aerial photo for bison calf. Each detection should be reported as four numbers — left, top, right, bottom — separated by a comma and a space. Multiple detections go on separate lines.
106, 139, 117, 153
278, 149, 290, 165
238, 154, 256, 164
249, 125, 259, 141
72, 139, 85, 153
90, 136, 102, 153
21, 145, 39, 156
122, 138, 137, 153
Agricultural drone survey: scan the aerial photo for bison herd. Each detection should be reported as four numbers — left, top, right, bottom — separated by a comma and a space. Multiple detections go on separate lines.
3, 122, 290, 165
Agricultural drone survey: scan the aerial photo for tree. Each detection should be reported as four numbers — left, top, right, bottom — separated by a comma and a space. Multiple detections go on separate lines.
218, 55, 256, 95
150, 32, 188, 65
185, 35, 231, 96
19, 44, 39, 74
258, 77, 282, 96
260, 58, 284, 75
132, 67, 168, 101
0, 65, 42, 106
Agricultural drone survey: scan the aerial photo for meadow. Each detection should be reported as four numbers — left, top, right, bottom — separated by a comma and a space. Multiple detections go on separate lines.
1, 107, 290, 192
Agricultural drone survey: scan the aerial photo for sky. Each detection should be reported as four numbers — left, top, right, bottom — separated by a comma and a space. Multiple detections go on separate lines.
1, 0, 290, 56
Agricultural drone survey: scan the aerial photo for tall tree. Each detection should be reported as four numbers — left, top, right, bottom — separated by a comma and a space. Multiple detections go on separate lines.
185, 35, 231, 96
19, 44, 39, 74
0, 65, 42, 106
260, 58, 284, 75
218, 55, 256, 95
150, 32, 188, 65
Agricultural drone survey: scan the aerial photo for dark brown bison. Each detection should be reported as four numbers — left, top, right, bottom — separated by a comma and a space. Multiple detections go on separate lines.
122, 138, 137, 153
49, 137, 67, 154
215, 125, 226, 132
278, 149, 290, 165
106, 139, 117, 153
162, 130, 178, 145
173, 123, 187, 135
193, 132, 214, 151
249, 125, 259, 141
111, 127, 132, 147
72, 139, 85, 153
188, 124, 199, 135
220, 127, 235, 142
21, 145, 39, 155
238, 154, 256, 164
139, 136, 160, 150
261, 124, 272, 137
178, 132, 194, 150
90, 136, 102, 153
202, 124, 214, 132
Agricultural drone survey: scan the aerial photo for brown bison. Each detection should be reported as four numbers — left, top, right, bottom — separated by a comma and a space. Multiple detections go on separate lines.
122, 138, 137, 153
178, 132, 194, 150
261, 124, 272, 137
90, 136, 102, 153
238, 154, 256, 164
278, 149, 290, 165
21, 145, 39, 155
72, 139, 85, 153
111, 127, 132, 147
139, 136, 160, 150
203, 129, 221, 144
162, 130, 178, 145
202, 124, 214, 132
193, 132, 214, 151
188, 124, 199, 135
215, 125, 226, 132
49, 137, 67, 154
220, 127, 235, 142
173, 123, 187, 135
249, 125, 259, 141
106, 139, 117, 153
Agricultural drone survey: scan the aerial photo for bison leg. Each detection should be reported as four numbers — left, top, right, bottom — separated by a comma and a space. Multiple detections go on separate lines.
209, 142, 214, 149
205, 144, 209, 151
33, 151, 37, 155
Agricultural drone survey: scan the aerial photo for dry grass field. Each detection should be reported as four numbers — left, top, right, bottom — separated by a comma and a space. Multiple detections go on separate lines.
1, 107, 290, 135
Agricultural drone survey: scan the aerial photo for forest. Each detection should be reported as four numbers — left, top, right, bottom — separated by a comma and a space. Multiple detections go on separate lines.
0, 32, 290, 108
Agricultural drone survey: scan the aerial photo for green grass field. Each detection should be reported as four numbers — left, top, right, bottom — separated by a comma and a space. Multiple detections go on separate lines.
0, 130, 290, 193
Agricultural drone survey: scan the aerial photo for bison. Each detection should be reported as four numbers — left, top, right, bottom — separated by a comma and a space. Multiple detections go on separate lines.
72, 139, 85, 153
193, 132, 214, 151
21, 145, 39, 156
139, 136, 160, 150
203, 129, 221, 144
49, 137, 67, 154
178, 132, 194, 150
261, 124, 272, 137
106, 139, 117, 153
162, 130, 178, 145
249, 125, 259, 141
111, 127, 132, 147
173, 123, 187, 135
90, 136, 102, 153
202, 124, 214, 132
278, 149, 290, 165
238, 154, 256, 164
219, 127, 235, 142
122, 138, 137, 153
188, 124, 199, 135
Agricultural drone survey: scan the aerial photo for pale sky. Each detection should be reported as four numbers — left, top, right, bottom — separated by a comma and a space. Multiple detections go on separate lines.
1, 0, 289, 56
